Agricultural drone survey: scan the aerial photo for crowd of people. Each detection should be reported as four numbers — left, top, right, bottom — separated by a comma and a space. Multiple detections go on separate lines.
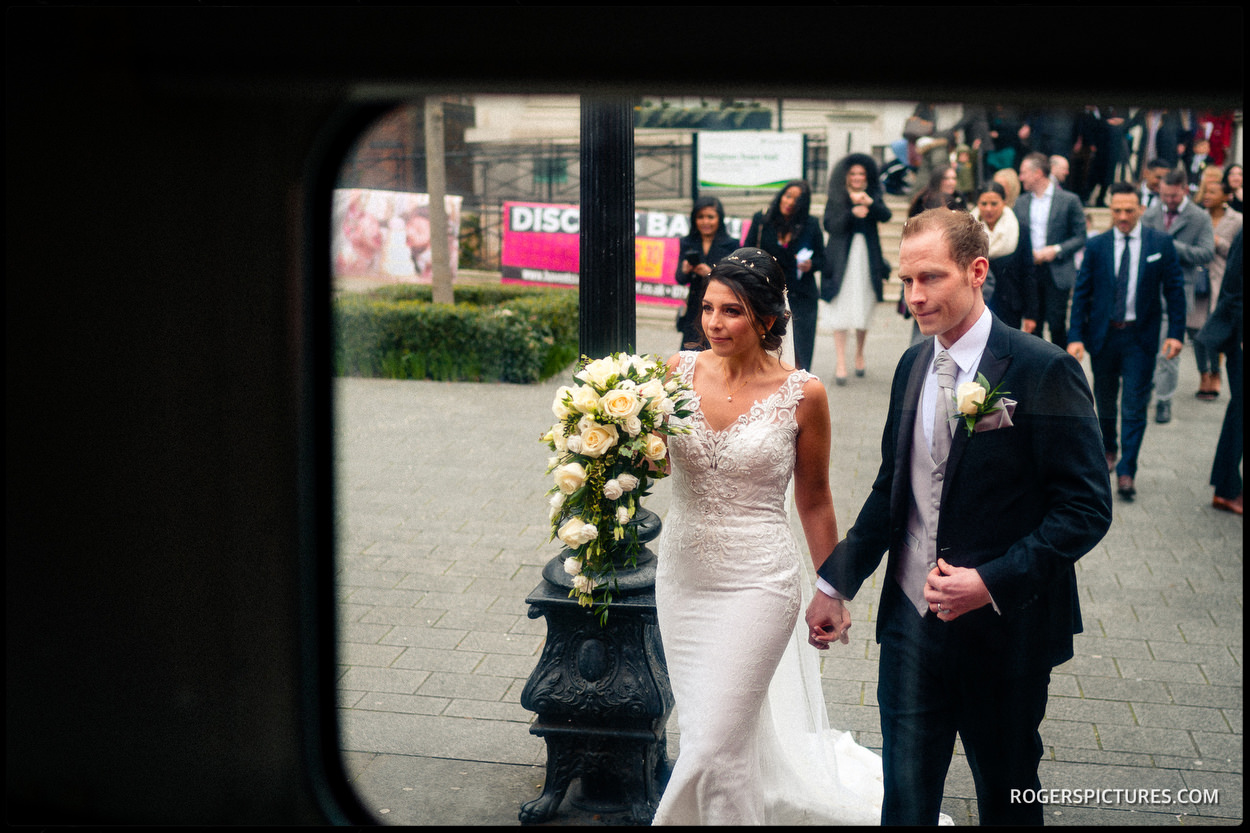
668, 103, 1241, 512
656, 102, 1241, 825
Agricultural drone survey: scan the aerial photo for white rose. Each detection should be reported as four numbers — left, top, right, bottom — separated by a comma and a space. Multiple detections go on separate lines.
955, 382, 986, 416
658, 397, 676, 415
573, 574, 598, 594
552, 429, 568, 452
563, 556, 583, 576
603, 479, 624, 500
577, 357, 618, 388
551, 385, 575, 419
631, 356, 658, 375
553, 462, 587, 494
600, 387, 644, 420
616, 473, 640, 492
642, 433, 667, 461
638, 379, 666, 404
566, 435, 583, 454
580, 422, 619, 458
616, 505, 632, 525
623, 415, 643, 436
571, 385, 600, 414
557, 517, 599, 548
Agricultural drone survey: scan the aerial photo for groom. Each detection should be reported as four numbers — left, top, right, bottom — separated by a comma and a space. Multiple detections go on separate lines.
806, 208, 1112, 825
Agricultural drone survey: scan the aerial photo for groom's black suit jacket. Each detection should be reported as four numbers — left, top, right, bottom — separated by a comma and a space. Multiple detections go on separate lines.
819, 315, 1112, 675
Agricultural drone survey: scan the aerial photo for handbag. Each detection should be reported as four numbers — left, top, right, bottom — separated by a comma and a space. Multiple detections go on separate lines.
903, 115, 934, 142
1193, 265, 1211, 296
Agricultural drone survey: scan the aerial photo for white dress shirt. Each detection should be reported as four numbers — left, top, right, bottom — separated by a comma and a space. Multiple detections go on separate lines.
1028, 182, 1055, 256
816, 309, 993, 601
1115, 223, 1142, 322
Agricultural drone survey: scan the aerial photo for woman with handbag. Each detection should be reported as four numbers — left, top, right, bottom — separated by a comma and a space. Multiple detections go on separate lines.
674, 196, 739, 351
745, 180, 825, 371
1200, 228, 1243, 514
821, 153, 891, 385
1194, 178, 1244, 399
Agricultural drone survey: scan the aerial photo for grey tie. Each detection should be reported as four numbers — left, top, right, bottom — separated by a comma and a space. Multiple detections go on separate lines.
931, 350, 956, 462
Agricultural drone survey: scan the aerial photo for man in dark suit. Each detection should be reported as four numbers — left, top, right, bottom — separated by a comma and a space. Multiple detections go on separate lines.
1142, 170, 1214, 424
1130, 108, 1192, 181
1137, 158, 1171, 210
805, 208, 1112, 825
1015, 152, 1087, 348
1068, 183, 1187, 500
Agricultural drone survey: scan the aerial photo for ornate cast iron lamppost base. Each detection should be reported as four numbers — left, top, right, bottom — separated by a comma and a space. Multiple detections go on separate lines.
519, 511, 673, 825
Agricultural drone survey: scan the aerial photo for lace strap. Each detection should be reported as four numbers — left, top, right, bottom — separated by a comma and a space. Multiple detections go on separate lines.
747, 368, 813, 425
678, 350, 699, 385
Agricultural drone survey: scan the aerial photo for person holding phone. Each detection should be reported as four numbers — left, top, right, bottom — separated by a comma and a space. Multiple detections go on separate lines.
675, 196, 739, 350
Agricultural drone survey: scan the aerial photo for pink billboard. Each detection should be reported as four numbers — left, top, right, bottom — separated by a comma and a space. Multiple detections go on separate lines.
500, 201, 745, 307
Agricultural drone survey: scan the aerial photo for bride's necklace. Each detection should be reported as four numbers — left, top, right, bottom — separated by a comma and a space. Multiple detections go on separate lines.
724, 369, 755, 402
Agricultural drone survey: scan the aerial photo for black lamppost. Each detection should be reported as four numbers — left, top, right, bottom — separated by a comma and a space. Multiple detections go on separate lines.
519, 96, 674, 826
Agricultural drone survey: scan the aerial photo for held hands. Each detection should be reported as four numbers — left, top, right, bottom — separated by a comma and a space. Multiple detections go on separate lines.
805, 592, 851, 650
923, 558, 992, 622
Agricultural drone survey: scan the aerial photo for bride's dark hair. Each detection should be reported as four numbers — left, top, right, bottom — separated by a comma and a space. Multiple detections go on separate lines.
701, 246, 790, 354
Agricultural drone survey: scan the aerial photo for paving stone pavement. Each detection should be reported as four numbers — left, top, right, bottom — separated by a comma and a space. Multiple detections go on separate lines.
334, 295, 1241, 826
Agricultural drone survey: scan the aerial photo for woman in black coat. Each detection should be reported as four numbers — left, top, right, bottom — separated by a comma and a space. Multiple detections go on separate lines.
746, 179, 825, 371
675, 196, 739, 350
973, 181, 1034, 330
822, 153, 892, 384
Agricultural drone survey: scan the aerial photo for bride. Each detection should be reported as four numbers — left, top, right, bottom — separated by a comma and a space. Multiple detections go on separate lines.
653, 247, 884, 825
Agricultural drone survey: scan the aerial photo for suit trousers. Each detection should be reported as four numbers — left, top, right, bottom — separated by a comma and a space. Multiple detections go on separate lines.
1210, 340, 1243, 499
788, 292, 817, 372
1091, 325, 1154, 478
877, 580, 1049, 826
1033, 265, 1069, 348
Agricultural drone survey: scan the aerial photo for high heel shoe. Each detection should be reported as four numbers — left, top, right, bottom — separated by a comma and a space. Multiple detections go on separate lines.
835, 375, 848, 387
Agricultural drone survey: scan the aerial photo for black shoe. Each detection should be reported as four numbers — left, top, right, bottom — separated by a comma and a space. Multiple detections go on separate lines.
1155, 401, 1172, 423
1117, 475, 1136, 499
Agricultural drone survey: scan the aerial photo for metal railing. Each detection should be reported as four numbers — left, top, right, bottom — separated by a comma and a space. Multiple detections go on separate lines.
338, 137, 832, 270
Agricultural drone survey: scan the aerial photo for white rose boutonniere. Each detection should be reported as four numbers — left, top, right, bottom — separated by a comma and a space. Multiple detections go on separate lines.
953, 373, 1015, 436
541, 351, 696, 623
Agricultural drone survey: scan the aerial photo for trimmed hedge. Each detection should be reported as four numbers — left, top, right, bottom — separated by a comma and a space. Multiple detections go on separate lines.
333, 284, 580, 384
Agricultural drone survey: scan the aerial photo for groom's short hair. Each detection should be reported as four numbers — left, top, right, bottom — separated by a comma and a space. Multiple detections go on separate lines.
902, 207, 988, 271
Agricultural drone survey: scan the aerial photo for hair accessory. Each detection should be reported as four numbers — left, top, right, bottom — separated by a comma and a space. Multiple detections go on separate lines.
724, 253, 776, 290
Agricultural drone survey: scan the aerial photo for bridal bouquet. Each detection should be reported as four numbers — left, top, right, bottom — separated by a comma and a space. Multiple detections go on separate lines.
542, 352, 695, 622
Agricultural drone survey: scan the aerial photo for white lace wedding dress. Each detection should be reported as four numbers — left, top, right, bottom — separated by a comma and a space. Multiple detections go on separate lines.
652, 351, 885, 825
